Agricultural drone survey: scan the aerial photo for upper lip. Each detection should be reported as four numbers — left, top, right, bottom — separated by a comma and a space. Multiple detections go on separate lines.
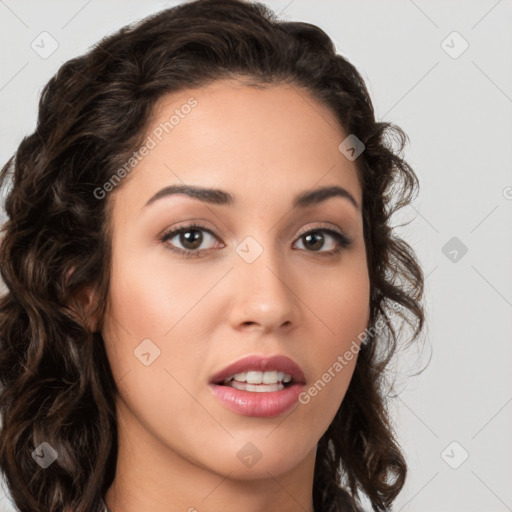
209, 354, 306, 385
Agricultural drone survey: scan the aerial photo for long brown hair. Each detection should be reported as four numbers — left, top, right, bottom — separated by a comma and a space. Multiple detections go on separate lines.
0, 1, 425, 511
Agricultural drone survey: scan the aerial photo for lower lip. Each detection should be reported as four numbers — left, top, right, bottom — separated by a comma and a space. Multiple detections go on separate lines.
209, 383, 305, 418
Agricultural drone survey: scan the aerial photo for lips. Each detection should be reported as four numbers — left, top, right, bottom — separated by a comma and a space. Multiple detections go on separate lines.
208, 354, 307, 418
209, 354, 306, 386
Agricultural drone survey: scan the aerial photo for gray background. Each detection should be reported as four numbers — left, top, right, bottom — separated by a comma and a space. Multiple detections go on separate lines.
1, 1, 511, 511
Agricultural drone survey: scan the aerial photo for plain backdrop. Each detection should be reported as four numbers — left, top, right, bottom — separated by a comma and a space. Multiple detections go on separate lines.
1, 1, 511, 511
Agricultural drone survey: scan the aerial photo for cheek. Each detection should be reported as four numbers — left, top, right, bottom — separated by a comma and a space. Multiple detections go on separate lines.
105, 246, 214, 337
102, 254, 214, 432
305, 254, 370, 341
102, 247, 224, 387
299, 256, 369, 408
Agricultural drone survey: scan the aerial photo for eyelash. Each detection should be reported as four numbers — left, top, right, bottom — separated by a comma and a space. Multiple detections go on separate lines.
159, 222, 352, 259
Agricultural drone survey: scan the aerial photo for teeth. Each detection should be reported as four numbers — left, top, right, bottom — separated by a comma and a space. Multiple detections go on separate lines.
246, 371, 262, 384
262, 370, 278, 384
223, 370, 293, 385
231, 381, 284, 392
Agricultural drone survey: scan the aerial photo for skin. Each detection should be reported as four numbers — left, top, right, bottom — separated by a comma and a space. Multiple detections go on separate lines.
98, 79, 371, 512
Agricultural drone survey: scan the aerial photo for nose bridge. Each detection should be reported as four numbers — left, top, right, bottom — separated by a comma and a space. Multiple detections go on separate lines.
230, 231, 299, 329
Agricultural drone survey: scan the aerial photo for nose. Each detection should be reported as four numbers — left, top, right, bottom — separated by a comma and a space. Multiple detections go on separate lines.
228, 240, 302, 334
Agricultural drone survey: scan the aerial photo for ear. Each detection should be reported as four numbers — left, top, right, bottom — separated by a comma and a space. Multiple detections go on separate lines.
65, 267, 101, 333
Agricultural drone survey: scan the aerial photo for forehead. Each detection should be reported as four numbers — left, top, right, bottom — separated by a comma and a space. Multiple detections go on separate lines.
111, 79, 362, 213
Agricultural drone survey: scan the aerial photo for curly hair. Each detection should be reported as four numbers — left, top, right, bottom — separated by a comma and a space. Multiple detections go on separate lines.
0, 1, 425, 511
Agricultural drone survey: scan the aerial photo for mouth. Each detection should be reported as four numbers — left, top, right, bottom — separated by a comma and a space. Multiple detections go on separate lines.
208, 354, 307, 418
209, 354, 306, 388
221, 370, 294, 392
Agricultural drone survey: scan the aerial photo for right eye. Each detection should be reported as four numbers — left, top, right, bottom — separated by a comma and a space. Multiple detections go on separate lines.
160, 223, 224, 258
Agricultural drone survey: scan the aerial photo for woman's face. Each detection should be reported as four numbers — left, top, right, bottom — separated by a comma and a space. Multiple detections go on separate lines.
101, 79, 370, 480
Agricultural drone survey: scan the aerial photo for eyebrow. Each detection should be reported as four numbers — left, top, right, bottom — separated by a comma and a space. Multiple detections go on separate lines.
143, 184, 359, 210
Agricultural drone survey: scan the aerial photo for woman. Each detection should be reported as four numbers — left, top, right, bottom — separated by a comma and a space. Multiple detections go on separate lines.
0, 1, 425, 511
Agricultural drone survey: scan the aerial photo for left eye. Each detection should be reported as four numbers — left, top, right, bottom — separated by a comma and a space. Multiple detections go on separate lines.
294, 229, 348, 253
160, 223, 351, 258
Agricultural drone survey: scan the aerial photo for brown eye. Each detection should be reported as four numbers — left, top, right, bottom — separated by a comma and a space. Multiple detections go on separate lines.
294, 228, 351, 254
175, 229, 203, 250
160, 223, 221, 257
302, 232, 325, 251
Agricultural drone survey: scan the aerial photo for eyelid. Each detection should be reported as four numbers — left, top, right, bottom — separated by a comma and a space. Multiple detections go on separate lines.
295, 222, 347, 240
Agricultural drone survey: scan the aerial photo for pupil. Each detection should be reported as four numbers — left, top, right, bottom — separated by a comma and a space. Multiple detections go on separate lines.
181, 230, 202, 250
305, 232, 323, 251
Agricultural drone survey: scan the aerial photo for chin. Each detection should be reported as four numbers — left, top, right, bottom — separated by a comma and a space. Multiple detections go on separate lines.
203, 443, 312, 481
